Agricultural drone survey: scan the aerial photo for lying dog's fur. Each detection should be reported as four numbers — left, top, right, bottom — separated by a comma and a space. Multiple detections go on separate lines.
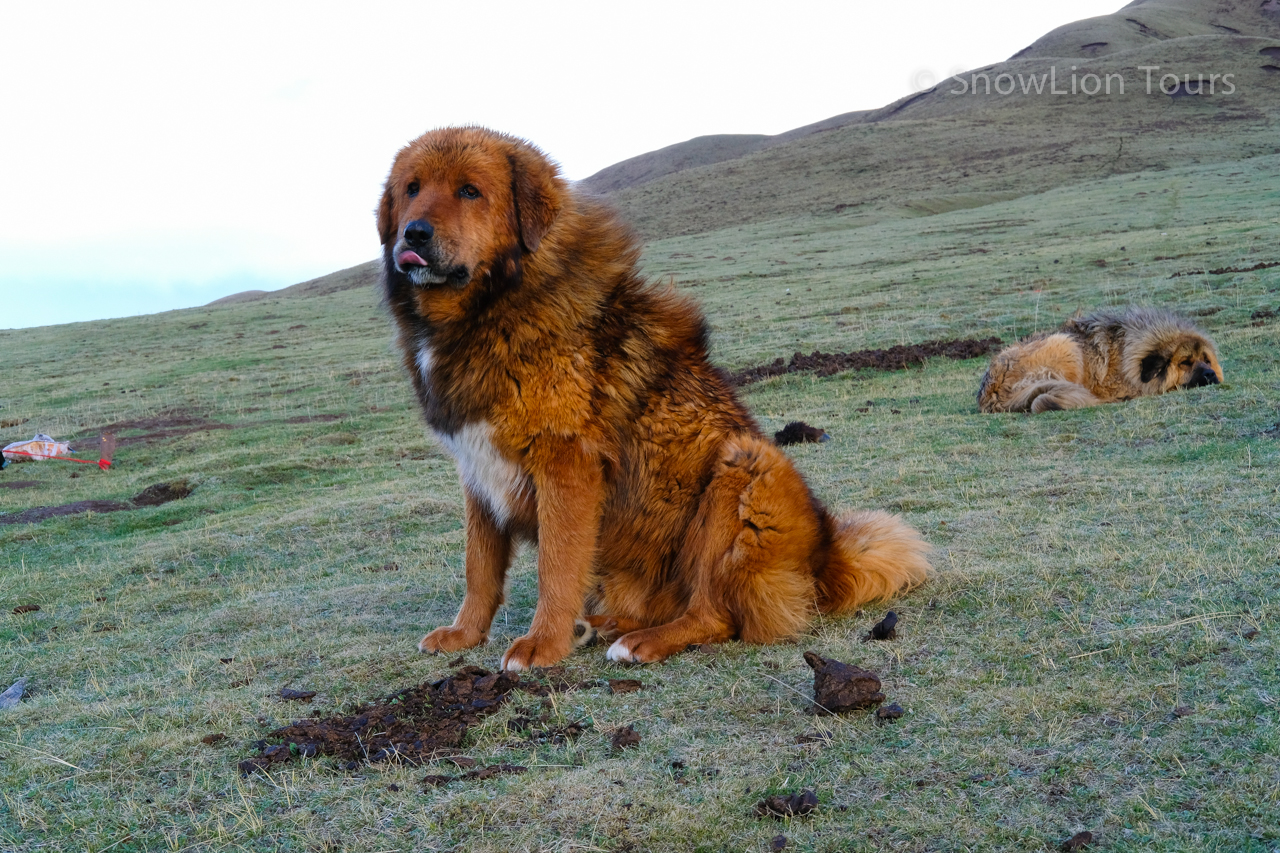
378, 127, 930, 670
978, 307, 1222, 414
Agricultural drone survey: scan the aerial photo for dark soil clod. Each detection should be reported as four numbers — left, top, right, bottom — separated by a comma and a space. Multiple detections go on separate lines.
864, 611, 898, 641
1, 500, 132, 525
1061, 830, 1094, 851
773, 422, 830, 446
279, 688, 317, 702
730, 337, 1002, 386
610, 724, 642, 751
529, 720, 588, 745
771, 835, 790, 851
795, 732, 834, 745
422, 763, 526, 787
876, 703, 906, 722
12, 604, 41, 615
756, 789, 819, 820
201, 733, 226, 746
242, 666, 520, 773
0, 480, 193, 525
131, 481, 193, 507
804, 651, 885, 714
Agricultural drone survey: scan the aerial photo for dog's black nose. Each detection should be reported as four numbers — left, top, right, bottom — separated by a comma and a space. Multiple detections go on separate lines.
403, 220, 434, 248
1186, 363, 1219, 388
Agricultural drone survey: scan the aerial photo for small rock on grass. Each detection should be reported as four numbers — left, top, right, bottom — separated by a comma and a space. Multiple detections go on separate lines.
1061, 830, 1094, 851
610, 724, 641, 751
0, 678, 28, 710
804, 652, 885, 714
756, 790, 818, 819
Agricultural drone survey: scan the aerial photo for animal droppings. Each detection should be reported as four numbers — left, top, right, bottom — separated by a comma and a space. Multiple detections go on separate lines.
773, 422, 830, 446
804, 651, 886, 714
864, 611, 899, 641
756, 790, 819, 819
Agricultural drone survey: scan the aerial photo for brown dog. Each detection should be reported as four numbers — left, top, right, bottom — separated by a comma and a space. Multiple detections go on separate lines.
978, 307, 1222, 414
378, 127, 930, 670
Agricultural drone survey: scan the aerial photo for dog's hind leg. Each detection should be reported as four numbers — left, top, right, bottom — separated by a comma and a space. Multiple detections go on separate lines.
606, 435, 817, 664
1008, 379, 1101, 413
419, 492, 512, 654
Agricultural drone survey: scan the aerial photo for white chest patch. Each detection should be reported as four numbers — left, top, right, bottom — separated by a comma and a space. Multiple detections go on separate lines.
416, 343, 433, 385
437, 422, 531, 527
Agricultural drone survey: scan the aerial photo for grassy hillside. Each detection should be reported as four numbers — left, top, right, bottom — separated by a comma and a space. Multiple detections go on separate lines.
585, 0, 1280, 242
2, 138, 1278, 850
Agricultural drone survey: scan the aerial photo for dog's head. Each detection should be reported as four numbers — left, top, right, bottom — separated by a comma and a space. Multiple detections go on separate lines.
1137, 332, 1223, 391
377, 127, 564, 289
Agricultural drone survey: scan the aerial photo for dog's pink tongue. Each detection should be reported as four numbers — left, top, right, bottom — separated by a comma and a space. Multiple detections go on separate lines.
398, 250, 427, 266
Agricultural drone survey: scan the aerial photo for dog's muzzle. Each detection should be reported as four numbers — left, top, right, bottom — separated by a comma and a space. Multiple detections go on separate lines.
1184, 362, 1220, 388
395, 219, 450, 285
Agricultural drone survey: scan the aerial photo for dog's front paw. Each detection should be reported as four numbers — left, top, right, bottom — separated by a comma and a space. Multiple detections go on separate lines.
605, 629, 678, 664
418, 625, 487, 654
500, 633, 572, 671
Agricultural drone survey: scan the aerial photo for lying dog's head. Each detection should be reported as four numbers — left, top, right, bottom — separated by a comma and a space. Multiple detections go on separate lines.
378, 127, 564, 289
1137, 331, 1223, 390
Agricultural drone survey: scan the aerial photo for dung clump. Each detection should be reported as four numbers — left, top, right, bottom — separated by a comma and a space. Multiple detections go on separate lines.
803, 651, 885, 714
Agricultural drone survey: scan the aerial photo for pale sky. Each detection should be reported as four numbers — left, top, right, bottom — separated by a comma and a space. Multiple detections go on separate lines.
0, 0, 1123, 330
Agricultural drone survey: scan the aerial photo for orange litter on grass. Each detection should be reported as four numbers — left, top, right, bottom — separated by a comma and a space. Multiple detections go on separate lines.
1, 433, 116, 470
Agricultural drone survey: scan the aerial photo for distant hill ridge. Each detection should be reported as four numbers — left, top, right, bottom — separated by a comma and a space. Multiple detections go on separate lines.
211, 0, 1279, 305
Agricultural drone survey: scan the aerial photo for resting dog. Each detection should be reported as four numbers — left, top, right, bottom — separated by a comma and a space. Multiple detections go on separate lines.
378, 127, 930, 670
978, 307, 1222, 414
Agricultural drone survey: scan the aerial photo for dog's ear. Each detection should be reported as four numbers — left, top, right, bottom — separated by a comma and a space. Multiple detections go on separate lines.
508, 146, 562, 253
1139, 350, 1170, 383
377, 185, 396, 246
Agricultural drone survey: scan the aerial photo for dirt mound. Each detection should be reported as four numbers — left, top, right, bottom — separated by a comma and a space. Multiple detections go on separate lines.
730, 337, 1002, 386
77, 409, 350, 447
131, 481, 193, 507
88, 410, 236, 445
0, 500, 132, 525
0, 480, 194, 525
241, 666, 522, 773
1170, 259, 1280, 278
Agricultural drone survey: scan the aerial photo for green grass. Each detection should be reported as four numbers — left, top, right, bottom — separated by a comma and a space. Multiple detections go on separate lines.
2, 153, 1279, 851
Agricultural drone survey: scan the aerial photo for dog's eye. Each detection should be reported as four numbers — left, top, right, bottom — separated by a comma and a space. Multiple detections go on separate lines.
407, 181, 420, 198
459, 184, 481, 200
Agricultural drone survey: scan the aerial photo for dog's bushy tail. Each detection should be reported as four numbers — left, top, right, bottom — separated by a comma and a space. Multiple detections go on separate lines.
1009, 379, 1101, 413
815, 510, 931, 614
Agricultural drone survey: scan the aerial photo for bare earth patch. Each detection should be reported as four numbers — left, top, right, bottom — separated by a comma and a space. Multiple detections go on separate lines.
241, 666, 522, 774
729, 337, 1003, 386
0, 480, 194, 525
